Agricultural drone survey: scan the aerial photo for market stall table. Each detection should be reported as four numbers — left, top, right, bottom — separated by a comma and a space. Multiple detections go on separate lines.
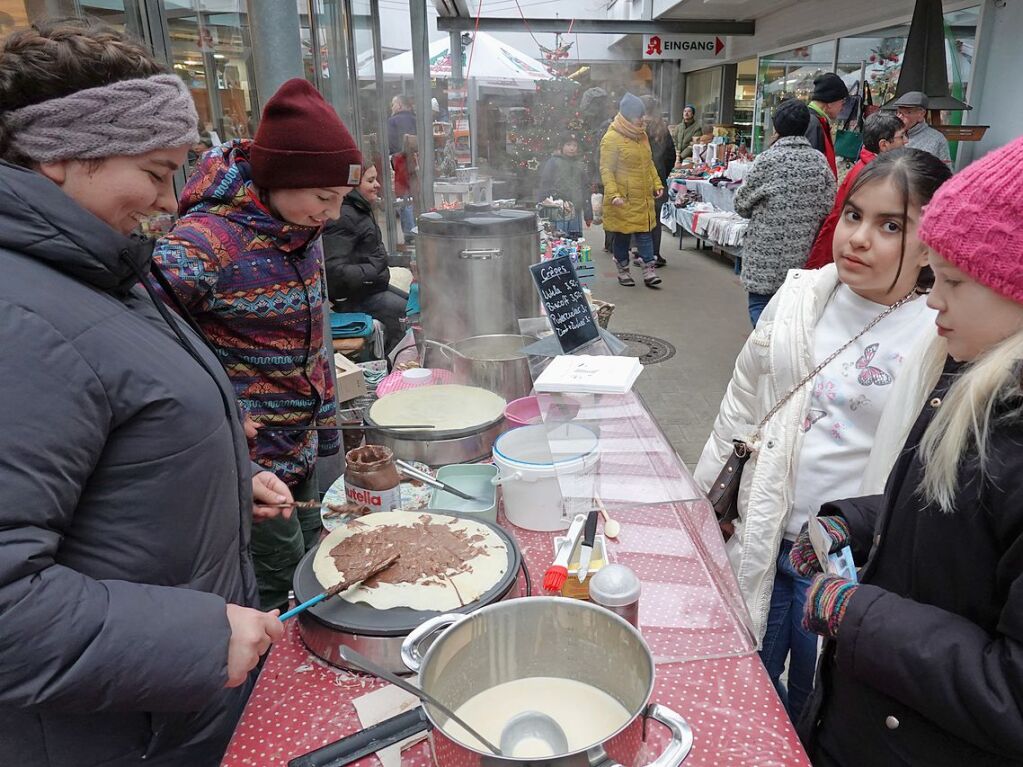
223, 521, 809, 767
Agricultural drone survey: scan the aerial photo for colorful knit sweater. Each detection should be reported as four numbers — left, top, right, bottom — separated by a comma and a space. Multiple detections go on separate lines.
152, 140, 338, 486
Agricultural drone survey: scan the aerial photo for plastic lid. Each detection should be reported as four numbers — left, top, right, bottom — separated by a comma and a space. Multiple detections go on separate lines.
416, 208, 538, 237
588, 563, 641, 608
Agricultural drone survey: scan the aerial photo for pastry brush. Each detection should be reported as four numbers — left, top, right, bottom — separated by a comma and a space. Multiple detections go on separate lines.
542, 513, 587, 592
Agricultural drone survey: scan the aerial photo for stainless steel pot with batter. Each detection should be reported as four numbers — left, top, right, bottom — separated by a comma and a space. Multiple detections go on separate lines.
291, 598, 693, 767
426, 334, 534, 402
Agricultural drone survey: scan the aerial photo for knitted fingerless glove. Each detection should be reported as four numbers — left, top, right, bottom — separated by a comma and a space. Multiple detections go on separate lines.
789, 515, 851, 576
803, 574, 858, 639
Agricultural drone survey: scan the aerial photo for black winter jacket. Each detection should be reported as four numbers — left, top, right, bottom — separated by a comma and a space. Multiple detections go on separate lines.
322, 189, 390, 303
802, 362, 1023, 766
646, 124, 677, 187
0, 161, 259, 766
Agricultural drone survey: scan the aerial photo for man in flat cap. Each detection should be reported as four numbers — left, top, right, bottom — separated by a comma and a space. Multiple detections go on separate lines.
892, 91, 951, 165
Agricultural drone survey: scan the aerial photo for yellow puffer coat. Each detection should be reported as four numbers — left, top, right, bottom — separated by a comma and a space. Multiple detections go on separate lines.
599, 119, 663, 234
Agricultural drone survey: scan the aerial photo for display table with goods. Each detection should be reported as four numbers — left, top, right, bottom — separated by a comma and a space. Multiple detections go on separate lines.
222, 378, 810, 767
663, 161, 754, 260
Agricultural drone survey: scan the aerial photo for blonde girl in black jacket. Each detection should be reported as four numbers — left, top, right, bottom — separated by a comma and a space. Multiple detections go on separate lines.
794, 136, 1023, 766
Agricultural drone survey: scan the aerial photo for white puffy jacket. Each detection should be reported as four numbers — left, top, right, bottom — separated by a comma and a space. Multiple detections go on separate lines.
694, 265, 937, 644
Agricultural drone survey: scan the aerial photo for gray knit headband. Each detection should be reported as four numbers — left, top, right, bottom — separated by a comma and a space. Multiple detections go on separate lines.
5, 74, 200, 163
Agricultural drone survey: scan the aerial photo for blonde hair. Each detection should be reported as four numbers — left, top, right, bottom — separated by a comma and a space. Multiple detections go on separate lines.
919, 330, 1023, 512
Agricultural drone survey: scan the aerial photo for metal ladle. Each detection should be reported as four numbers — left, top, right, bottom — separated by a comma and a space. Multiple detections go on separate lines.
499, 710, 569, 757
337, 647, 503, 756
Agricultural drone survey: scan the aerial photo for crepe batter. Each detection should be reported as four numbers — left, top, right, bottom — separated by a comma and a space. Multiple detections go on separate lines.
369, 384, 506, 431
444, 677, 632, 757
312, 511, 508, 612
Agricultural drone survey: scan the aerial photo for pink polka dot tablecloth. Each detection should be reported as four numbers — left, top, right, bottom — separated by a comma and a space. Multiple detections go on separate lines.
374, 368, 456, 398
223, 511, 810, 767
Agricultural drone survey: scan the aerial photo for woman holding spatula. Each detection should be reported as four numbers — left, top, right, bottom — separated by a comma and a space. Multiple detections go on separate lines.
0, 20, 293, 766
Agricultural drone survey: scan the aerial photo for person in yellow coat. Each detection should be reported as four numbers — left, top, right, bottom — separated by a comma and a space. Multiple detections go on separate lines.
600, 93, 664, 287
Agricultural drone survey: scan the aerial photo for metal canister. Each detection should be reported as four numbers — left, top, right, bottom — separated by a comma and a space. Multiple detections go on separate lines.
588, 563, 641, 628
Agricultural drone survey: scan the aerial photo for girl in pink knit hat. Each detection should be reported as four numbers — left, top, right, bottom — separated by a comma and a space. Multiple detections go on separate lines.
794, 135, 1023, 766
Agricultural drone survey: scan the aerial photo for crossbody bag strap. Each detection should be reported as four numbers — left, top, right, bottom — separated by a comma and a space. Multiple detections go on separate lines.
748, 289, 918, 446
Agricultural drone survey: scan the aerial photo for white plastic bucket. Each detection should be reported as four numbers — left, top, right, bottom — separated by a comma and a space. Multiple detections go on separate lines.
492, 423, 599, 531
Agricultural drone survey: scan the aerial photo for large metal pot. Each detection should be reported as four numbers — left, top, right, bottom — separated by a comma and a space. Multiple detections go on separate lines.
416, 208, 540, 347
429, 334, 534, 402
293, 598, 693, 767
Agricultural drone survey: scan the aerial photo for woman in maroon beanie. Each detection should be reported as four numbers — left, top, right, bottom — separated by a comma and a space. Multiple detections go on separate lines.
154, 78, 363, 612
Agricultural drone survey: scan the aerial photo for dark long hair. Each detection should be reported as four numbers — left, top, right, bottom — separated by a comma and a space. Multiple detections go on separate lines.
841, 147, 952, 292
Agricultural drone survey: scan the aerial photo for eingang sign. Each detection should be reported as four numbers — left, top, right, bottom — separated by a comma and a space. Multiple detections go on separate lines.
642, 35, 726, 60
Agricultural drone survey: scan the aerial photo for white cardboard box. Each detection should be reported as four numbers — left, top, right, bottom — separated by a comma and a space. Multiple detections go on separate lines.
334, 353, 368, 404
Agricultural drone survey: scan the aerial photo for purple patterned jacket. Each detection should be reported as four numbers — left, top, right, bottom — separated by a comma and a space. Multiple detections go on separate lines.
153, 140, 339, 486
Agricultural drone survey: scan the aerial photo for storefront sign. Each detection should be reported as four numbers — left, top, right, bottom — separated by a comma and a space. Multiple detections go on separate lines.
642, 35, 726, 60
530, 256, 600, 354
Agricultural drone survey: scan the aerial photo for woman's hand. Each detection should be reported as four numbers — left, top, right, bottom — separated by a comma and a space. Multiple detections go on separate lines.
611, 196, 626, 207
789, 516, 850, 575
252, 470, 293, 522
224, 604, 284, 687
242, 414, 260, 442
802, 574, 858, 640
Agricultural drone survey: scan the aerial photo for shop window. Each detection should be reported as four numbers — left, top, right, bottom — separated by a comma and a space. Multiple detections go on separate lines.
733, 59, 757, 148
1, 0, 142, 36
165, 1, 257, 171
836, 26, 909, 108
684, 66, 723, 133
752, 40, 837, 152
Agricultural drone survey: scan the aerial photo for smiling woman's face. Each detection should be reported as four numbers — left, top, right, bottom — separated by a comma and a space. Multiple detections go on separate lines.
358, 165, 380, 203
39, 146, 189, 235
268, 186, 351, 226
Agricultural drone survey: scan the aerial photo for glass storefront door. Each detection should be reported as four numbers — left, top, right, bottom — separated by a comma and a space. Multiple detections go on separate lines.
163, 1, 257, 170
752, 40, 837, 152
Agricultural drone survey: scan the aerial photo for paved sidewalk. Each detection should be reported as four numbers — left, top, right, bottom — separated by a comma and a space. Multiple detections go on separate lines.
585, 223, 751, 468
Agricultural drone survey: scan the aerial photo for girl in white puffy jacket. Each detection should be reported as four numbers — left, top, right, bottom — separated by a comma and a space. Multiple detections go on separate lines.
694, 148, 951, 723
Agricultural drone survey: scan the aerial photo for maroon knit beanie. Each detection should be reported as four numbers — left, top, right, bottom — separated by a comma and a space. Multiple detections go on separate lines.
918, 136, 1023, 305
249, 78, 362, 189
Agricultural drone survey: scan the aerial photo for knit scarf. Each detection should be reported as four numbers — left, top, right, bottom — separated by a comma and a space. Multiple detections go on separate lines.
808, 101, 830, 122
611, 113, 648, 144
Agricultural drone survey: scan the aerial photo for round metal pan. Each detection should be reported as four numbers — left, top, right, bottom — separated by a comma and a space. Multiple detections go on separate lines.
292, 512, 521, 637
364, 417, 506, 467
364, 405, 506, 442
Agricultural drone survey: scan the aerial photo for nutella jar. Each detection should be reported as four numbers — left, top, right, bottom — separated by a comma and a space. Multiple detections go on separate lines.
344, 445, 401, 512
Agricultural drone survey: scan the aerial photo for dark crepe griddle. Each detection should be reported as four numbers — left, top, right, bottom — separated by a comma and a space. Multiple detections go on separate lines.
292, 512, 521, 637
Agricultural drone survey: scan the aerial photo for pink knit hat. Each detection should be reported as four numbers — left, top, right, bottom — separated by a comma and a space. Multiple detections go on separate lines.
918, 136, 1023, 305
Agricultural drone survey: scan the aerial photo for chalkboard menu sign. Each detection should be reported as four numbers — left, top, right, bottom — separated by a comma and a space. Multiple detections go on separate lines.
529, 256, 600, 354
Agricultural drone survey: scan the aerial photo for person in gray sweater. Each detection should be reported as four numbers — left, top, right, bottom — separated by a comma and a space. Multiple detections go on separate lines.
735, 99, 836, 326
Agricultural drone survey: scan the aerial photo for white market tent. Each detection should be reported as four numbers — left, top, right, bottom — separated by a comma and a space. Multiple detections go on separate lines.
359, 32, 552, 89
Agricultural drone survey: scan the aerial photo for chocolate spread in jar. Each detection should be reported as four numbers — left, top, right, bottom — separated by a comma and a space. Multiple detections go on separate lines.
344, 445, 401, 511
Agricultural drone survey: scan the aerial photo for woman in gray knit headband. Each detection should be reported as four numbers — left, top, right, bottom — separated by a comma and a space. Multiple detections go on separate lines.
0, 19, 285, 766
2, 59, 200, 234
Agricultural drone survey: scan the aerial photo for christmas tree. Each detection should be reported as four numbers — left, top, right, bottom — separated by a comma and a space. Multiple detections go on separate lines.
505, 78, 583, 174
